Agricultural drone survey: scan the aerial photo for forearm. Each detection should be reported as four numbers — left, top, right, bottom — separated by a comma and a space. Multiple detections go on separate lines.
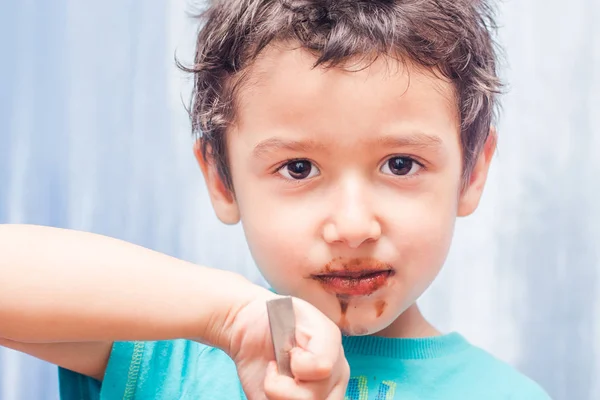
0, 224, 270, 351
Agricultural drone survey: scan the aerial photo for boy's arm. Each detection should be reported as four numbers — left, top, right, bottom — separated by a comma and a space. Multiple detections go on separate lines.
0, 224, 271, 379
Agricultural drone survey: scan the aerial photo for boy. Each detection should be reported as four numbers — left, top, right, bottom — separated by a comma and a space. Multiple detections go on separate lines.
0, 0, 551, 399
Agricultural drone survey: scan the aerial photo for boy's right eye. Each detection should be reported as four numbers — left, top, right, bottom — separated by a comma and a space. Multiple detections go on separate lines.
277, 160, 320, 180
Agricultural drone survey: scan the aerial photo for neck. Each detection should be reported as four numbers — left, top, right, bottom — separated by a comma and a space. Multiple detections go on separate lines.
374, 303, 440, 338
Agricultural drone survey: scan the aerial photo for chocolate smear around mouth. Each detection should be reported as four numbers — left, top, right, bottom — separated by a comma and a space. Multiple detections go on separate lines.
314, 257, 394, 296
314, 270, 393, 296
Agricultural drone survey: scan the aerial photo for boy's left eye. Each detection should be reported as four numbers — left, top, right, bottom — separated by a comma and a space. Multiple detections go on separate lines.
380, 156, 422, 176
278, 160, 320, 180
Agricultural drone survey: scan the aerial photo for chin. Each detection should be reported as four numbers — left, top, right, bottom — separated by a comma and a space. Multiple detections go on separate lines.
333, 300, 400, 336
339, 325, 378, 336
339, 314, 396, 336
280, 282, 405, 335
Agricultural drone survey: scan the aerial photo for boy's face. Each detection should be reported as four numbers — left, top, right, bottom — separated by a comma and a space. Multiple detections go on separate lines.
197, 45, 494, 336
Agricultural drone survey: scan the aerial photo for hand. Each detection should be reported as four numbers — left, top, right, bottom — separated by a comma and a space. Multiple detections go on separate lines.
227, 294, 349, 400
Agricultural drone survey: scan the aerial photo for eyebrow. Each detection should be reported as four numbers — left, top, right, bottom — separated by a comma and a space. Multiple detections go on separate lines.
252, 137, 325, 159
374, 132, 444, 150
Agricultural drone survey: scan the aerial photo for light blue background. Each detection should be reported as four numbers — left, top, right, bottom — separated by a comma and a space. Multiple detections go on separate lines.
0, 1, 598, 399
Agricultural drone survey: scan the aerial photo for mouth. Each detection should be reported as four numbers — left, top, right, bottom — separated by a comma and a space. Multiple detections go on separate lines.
310, 258, 394, 297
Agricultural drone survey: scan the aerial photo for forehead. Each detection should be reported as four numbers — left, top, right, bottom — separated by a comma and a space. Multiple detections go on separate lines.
232, 45, 460, 146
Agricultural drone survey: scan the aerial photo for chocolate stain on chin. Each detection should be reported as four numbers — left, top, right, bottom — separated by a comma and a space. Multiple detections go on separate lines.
337, 295, 350, 334
335, 296, 370, 336
339, 298, 349, 314
375, 300, 387, 318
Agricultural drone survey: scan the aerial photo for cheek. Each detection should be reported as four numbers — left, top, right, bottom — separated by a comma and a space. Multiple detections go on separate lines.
387, 190, 458, 281
238, 198, 316, 292
408, 202, 455, 259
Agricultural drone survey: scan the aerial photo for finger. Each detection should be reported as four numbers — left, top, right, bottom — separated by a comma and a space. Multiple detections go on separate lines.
292, 300, 343, 379
324, 354, 350, 400
326, 381, 349, 400
265, 375, 333, 400
264, 361, 314, 400
290, 347, 333, 381
295, 326, 312, 349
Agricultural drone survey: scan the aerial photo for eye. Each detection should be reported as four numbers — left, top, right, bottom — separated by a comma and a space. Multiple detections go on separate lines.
278, 160, 320, 180
381, 156, 422, 176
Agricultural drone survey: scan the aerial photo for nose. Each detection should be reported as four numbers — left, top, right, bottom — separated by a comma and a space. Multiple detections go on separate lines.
322, 177, 382, 248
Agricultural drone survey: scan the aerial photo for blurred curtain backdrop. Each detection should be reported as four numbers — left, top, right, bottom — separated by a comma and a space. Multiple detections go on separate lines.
0, 1, 598, 399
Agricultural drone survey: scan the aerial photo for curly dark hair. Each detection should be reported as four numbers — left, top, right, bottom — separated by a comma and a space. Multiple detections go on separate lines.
182, 0, 502, 191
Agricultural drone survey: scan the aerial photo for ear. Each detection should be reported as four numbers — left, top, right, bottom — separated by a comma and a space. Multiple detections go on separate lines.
457, 127, 497, 217
194, 141, 240, 225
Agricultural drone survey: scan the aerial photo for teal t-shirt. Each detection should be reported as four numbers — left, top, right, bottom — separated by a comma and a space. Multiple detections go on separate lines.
59, 333, 550, 399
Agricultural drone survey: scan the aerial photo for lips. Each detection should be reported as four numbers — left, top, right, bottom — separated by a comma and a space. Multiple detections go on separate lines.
311, 258, 394, 296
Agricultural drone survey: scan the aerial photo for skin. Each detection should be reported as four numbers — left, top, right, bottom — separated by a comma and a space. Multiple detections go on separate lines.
198, 44, 496, 339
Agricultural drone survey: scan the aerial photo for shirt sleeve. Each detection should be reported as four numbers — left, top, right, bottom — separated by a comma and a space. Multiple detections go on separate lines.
58, 341, 144, 400
59, 339, 242, 399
